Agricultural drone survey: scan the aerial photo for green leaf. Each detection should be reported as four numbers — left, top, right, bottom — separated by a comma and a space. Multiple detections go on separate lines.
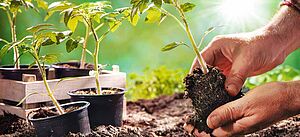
163, 0, 173, 4
205, 27, 215, 34
109, 21, 122, 32
16, 92, 40, 106
180, 2, 196, 12
0, 38, 9, 44
152, 0, 162, 8
36, 0, 48, 10
9, 0, 22, 13
145, 7, 161, 23
66, 39, 78, 53
130, 13, 140, 26
139, 0, 149, 13
26, 24, 54, 33
161, 42, 189, 52
45, 1, 73, 21
41, 54, 59, 64
63, 8, 73, 26
159, 13, 167, 24
67, 16, 79, 32
0, 44, 11, 59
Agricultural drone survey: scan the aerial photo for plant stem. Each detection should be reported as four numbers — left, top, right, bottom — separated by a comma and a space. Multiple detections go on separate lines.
33, 53, 65, 115
89, 21, 102, 95
160, 8, 185, 31
79, 24, 90, 69
174, 2, 208, 74
6, 11, 20, 69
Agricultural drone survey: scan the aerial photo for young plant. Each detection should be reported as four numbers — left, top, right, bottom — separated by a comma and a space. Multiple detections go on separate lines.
47, 1, 137, 95
130, 0, 215, 74
17, 24, 73, 115
0, 0, 48, 68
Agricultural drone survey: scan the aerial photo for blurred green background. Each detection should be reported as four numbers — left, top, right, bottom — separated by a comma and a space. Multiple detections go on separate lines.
1, 0, 299, 73
0, 0, 299, 100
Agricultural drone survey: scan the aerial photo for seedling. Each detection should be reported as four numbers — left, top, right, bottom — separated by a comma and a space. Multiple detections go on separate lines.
46, 1, 137, 94
130, 0, 235, 133
130, 0, 217, 74
16, 24, 73, 115
0, 0, 48, 68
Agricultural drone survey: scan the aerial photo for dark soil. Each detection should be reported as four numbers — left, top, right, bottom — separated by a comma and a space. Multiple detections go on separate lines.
58, 64, 94, 69
184, 67, 243, 133
0, 93, 299, 137
30, 106, 80, 119
73, 89, 119, 95
0, 112, 35, 136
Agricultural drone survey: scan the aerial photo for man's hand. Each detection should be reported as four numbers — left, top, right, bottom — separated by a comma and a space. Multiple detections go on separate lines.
190, 6, 300, 96
184, 81, 300, 136
191, 31, 289, 96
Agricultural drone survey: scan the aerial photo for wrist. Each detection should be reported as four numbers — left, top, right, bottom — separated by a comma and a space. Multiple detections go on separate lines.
263, 6, 300, 55
285, 81, 300, 116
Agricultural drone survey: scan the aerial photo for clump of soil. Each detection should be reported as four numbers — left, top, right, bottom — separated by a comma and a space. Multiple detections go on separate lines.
0, 112, 35, 136
184, 67, 243, 133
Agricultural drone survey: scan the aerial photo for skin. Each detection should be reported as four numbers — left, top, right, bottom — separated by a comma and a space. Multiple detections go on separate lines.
184, 5, 300, 137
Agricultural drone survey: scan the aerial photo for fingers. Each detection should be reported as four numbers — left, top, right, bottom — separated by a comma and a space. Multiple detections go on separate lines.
207, 100, 244, 129
225, 72, 247, 96
212, 116, 261, 136
190, 36, 227, 73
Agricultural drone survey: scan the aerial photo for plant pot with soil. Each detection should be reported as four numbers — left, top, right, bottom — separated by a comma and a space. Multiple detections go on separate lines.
0, 64, 49, 81
47, 1, 137, 128
130, 0, 243, 134
28, 101, 90, 137
52, 62, 94, 79
14, 23, 91, 136
68, 88, 125, 128
0, 0, 50, 81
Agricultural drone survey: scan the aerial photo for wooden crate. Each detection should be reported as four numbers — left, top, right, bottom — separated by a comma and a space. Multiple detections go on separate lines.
0, 70, 126, 118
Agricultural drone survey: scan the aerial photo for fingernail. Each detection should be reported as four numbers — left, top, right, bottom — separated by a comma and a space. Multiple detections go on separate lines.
207, 115, 221, 128
226, 84, 237, 96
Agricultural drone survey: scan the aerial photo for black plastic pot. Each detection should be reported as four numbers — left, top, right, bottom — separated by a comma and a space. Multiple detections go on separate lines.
68, 88, 125, 128
52, 62, 94, 79
0, 65, 49, 81
28, 101, 91, 137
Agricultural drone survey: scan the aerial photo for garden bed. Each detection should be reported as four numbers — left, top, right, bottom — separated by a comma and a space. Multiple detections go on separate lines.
0, 93, 299, 137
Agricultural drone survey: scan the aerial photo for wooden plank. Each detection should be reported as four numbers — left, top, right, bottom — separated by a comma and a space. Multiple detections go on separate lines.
0, 103, 27, 119
0, 71, 126, 104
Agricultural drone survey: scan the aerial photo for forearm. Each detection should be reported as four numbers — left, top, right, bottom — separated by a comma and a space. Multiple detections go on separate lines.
263, 6, 300, 54
285, 81, 300, 116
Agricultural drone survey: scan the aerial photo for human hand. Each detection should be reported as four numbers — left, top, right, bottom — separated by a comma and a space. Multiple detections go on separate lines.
191, 31, 289, 96
184, 81, 300, 136
190, 6, 300, 96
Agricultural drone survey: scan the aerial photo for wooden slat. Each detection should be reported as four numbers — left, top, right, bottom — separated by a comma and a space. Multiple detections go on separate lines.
0, 71, 126, 104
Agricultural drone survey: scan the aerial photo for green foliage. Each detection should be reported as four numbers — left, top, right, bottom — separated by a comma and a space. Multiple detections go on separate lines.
126, 66, 186, 101
245, 65, 300, 89
161, 41, 189, 52
14, 24, 72, 65
180, 2, 196, 12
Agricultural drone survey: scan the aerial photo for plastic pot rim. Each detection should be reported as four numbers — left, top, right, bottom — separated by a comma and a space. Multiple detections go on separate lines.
27, 101, 90, 122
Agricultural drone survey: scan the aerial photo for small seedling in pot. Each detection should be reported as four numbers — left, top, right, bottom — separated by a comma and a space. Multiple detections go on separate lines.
130, 0, 242, 133
16, 24, 73, 115
0, 0, 48, 69
47, 1, 137, 94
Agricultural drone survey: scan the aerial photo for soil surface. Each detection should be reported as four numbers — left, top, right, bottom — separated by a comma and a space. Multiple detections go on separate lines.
73, 89, 120, 95
184, 67, 243, 133
30, 106, 80, 119
0, 93, 299, 137
58, 64, 94, 69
